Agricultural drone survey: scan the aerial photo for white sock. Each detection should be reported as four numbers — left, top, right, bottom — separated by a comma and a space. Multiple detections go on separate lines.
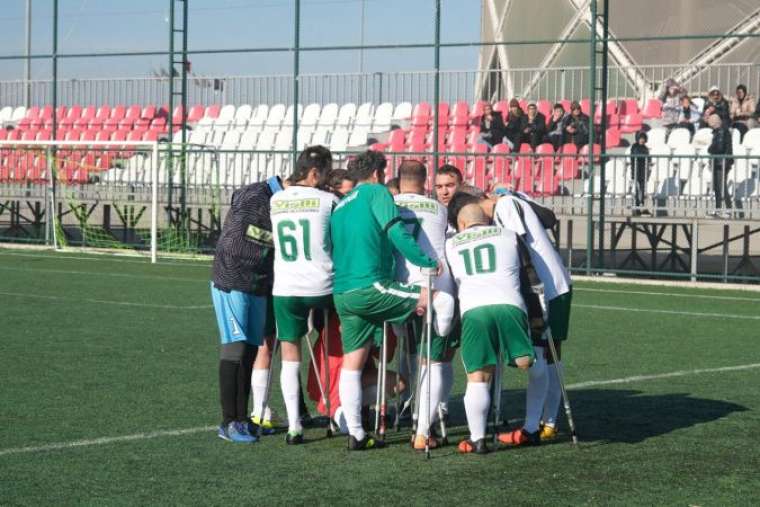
280, 361, 302, 433
251, 368, 269, 420
543, 361, 563, 428
338, 369, 365, 440
464, 382, 490, 442
439, 361, 454, 413
416, 362, 444, 437
525, 348, 549, 433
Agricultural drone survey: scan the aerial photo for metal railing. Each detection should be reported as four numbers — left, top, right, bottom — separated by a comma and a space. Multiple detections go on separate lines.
1, 62, 758, 109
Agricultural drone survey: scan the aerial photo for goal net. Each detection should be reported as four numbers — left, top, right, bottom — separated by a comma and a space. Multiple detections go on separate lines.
0, 139, 224, 261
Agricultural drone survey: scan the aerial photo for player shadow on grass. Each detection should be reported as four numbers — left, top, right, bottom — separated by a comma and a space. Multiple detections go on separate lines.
442, 388, 747, 445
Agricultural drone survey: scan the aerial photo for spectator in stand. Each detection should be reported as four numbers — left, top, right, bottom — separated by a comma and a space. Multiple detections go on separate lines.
675, 95, 700, 138
562, 101, 590, 149
707, 114, 734, 217
546, 103, 566, 150
521, 103, 547, 149
477, 102, 506, 148
703, 86, 731, 127
660, 79, 684, 129
629, 131, 651, 216
730, 84, 756, 139
327, 168, 355, 198
503, 99, 527, 149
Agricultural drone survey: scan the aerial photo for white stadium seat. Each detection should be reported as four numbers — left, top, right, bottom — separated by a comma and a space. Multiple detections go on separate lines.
265, 104, 286, 128
646, 127, 667, 149
0, 106, 12, 123
318, 103, 339, 128
250, 104, 269, 128
372, 102, 394, 132
329, 127, 349, 152
301, 103, 321, 128
355, 102, 373, 129
336, 103, 357, 128
282, 104, 303, 127
234, 104, 253, 129
392, 102, 412, 123
11, 106, 26, 122
666, 128, 691, 149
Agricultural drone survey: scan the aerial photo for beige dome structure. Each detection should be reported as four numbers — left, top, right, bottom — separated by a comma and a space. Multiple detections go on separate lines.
476, 0, 760, 101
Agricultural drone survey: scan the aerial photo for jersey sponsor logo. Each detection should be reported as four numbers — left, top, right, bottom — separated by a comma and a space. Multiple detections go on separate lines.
396, 200, 438, 214
245, 224, 274, 245
271, 198, 320, 214
452, 226, 500, 246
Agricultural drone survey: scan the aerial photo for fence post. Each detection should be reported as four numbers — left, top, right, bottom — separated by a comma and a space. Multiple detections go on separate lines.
586, 0, 597, 275
292, 0, 301, 163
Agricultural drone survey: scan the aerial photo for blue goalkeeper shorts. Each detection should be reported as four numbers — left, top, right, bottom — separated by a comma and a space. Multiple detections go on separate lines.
210, 282, 267, 346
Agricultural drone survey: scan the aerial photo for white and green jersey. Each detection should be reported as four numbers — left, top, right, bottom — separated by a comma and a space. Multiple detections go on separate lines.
493, 196, 571, 301
394, 193, 448, 286
445, 225, 526, 316
271, 186, 338, 297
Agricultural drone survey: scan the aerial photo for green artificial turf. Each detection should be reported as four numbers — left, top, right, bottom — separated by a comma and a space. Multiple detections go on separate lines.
1, 248, 759, 506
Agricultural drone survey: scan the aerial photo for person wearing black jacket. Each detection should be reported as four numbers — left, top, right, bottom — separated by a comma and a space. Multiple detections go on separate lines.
211, 175, 284, 443
546, 104, 566, 150
562, 101, 590, 148
702, 86, 731, 127
706, 114, 734, 215
478, 102, 506, 148
522, 103, 547, 149
503, 98, 527, 149
629, 131, 651, 216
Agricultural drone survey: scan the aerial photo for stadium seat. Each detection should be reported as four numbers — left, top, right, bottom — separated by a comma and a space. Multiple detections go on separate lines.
11, 106, 27, 122
516, 144, 534, 194
234, 104, 253, 129
536, 143, 558, 195
470, 143, 489, 188
266, 104, 287, 128
388, 128, 407, 153
205, 105, 222, 119
451, 101, 470, 127
318, 103, 339, 128
392, 102, 412, 123
490, 143, 511, 184
643, 98, 662, 119
411, 102, 431, 128
536, 100, 552, 120
250, 104, 269, 128
373, 102, 393, 131
666, 128, 691, 149
283, 104, 304, 127
605, 127, 621, 148
329, 127, 349, 152
355, 103, 373, 129
647, 127, 668, 149
337, 103, 357, 128
691, 97, 705, 113
620, 98, 639, 116
743, 128, 760, 150
301, 103, 321, 128
621, 113, 643, 133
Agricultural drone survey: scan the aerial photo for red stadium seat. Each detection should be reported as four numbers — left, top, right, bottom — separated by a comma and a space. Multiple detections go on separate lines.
471, 100, 487, 118
580, 99, 591, 116
205, 105, 221, 119
446, 143, 467, 174
643, 99, 662, 119
518, 99, 528, 112
103, 118, 120, 131
411, 102, 431, 127
536, 143, 558, 195
559, 144, 579, 180
491, 143, 512, 185
470, 143, 488, 189
493, 100, 508, 115
388, 129, 407, 153
537, 100, 552, 119
111, 105, 126, 120
26, 106, 41, 119
141, 105, 157, 120
560, 99, 572, 113
436, 103, 450, 126
516, 144, 535, 194
621, 113, 643, 133
118, 118, 136, 130
80, 106, 96, 120
579, 143, 601, 164
605, 126, 621, 148
451, 101, 470, 127
66, 105, 82, 120
95, 106, 111, 121
187, 105, 205, 122
55, 106, 67, 120
620, 99, 639, 116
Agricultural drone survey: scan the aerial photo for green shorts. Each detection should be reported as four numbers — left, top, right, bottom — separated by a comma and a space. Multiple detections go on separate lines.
548, 288, 572, 341
405, 315, 457, 362
273, 294, 333, 341
460, 304, 535, 374
334, 280, 421, 354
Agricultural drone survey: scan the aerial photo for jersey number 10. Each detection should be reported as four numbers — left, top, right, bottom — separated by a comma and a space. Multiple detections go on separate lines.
277, 219, 312, 261
458, 244, 496, 275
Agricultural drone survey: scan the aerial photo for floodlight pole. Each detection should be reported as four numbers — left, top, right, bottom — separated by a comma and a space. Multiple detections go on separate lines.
586, 0, 597, 275
292, 0, 300, 163
24, 0, 32, 107
432, 0, 441, 179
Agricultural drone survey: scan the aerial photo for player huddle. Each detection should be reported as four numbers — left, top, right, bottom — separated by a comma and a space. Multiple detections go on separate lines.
210, 146, 573, 455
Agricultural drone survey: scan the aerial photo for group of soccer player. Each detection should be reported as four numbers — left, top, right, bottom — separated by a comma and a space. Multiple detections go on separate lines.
210, 144, 573, 454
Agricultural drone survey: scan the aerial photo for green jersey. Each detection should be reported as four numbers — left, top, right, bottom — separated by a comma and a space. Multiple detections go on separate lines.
330, 183, 436, 293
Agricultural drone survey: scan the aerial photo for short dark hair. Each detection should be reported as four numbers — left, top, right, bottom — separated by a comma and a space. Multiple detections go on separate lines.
447, 191, 483, 228
553, 103, 565, 112
386, 177, 400, 192
436, 164, 463, 184
398, 160, 426, 184
347, 150, 387, 182
327, 168, 353, 191
291, 145, 333, 183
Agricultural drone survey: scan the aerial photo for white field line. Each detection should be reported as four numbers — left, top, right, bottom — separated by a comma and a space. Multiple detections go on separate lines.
574, 286, 760, 302
0, 265, 203, 283
567, 362, 760, 389
0, 426, 216, 457
2, 362, 759, 458
0, 291, 212, 310
572, 275, 760, 293
574, 303, 760, 320
0, 250, 212, 267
